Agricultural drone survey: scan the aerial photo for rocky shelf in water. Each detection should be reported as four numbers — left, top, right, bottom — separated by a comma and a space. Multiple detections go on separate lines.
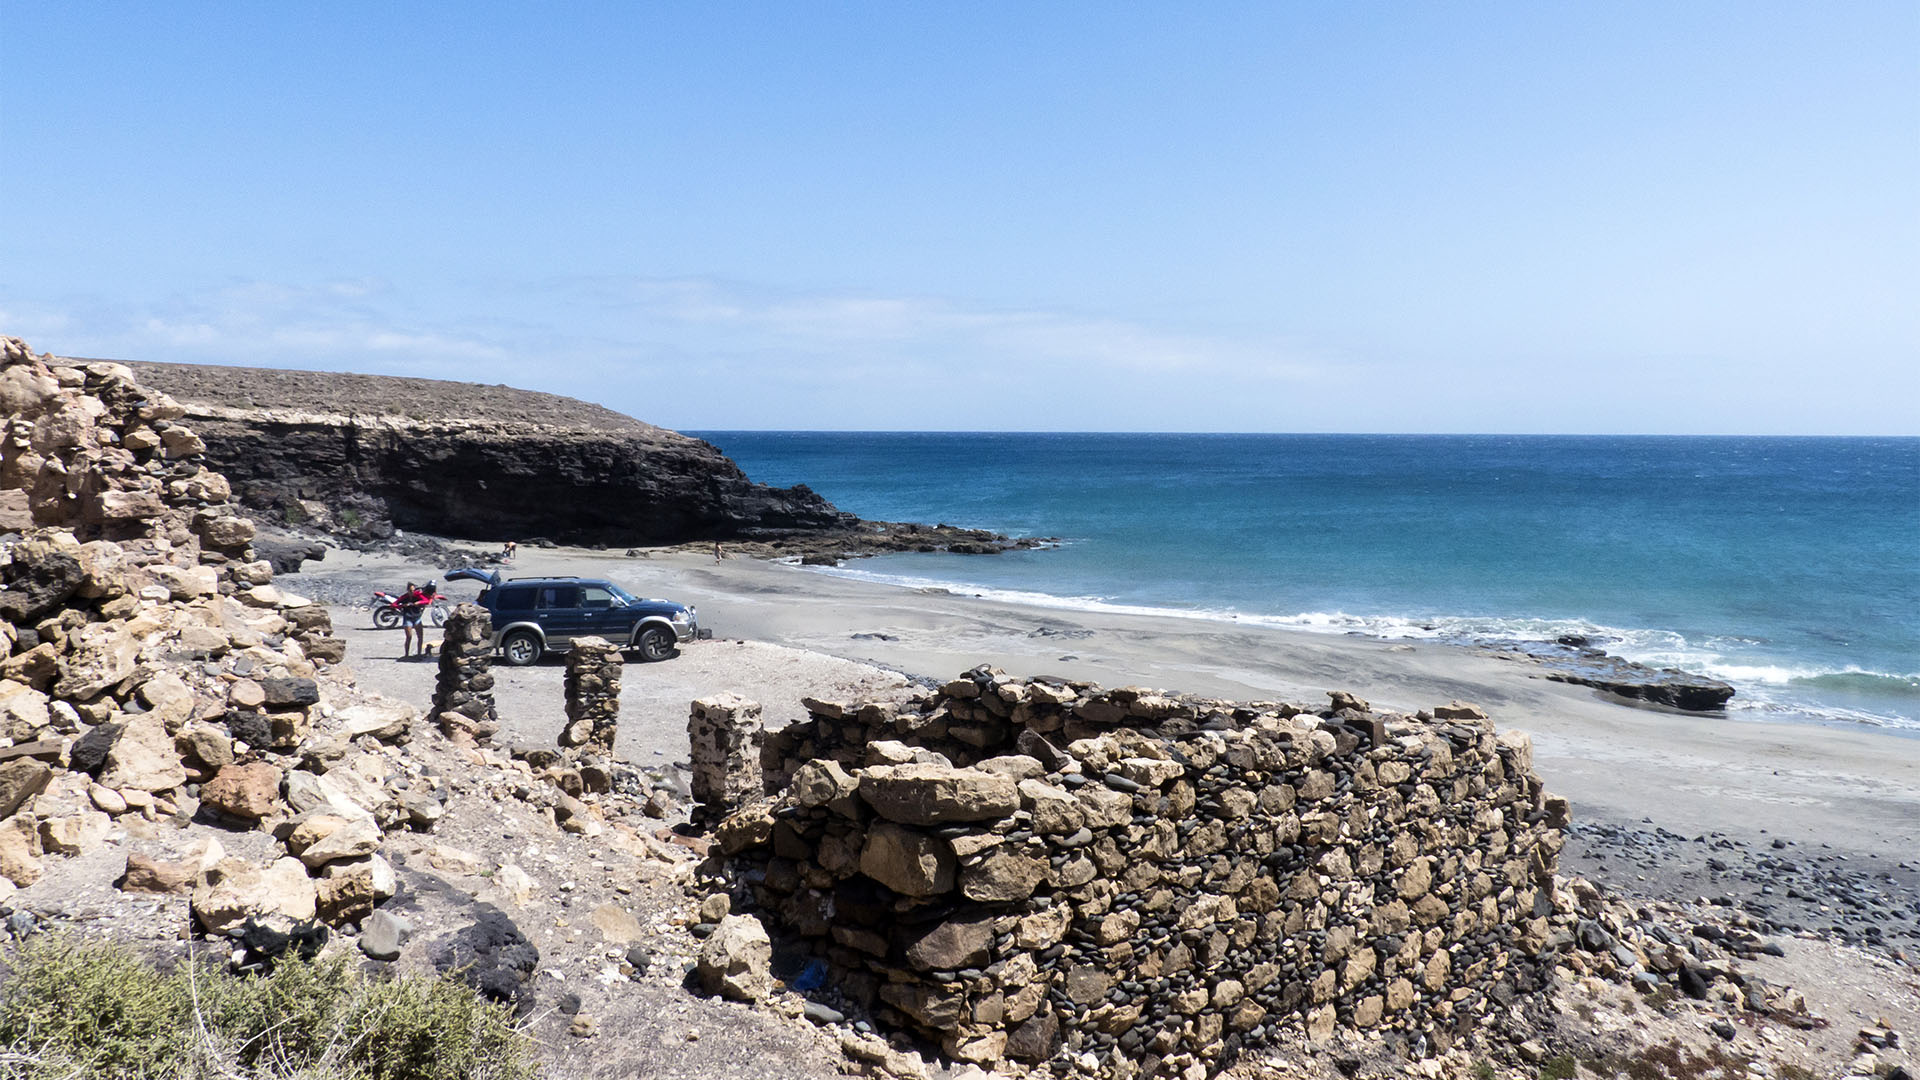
1489, 638, 1737, 712
689, 520, 1058, 565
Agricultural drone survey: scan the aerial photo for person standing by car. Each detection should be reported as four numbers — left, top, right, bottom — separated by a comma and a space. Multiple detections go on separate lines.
398, 582, 431, 658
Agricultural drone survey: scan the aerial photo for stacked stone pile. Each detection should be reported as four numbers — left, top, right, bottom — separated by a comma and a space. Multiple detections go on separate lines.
1533, 874, 1811, 1024
691, 693, 762, 821
432, 604, 500, 745
560, 637, 622, 753
718, 669, 1567, 1078
0, 335, 411, 944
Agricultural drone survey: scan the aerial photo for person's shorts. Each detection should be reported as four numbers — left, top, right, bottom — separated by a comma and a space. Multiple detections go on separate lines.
401, 610, 423, 628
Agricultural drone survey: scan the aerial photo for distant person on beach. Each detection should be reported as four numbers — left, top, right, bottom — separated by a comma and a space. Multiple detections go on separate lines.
398, 582, 431, 658
713, 541, 725, 562
502, 540, 517, 562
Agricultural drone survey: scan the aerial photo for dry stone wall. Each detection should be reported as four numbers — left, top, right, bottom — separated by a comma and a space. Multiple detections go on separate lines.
718, 667, 1566, 1079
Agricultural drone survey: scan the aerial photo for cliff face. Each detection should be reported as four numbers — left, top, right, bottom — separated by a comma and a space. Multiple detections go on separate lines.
121, 362, 854, 545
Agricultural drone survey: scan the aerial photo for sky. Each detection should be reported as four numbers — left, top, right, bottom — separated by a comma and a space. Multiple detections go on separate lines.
2, 3, 1916, 434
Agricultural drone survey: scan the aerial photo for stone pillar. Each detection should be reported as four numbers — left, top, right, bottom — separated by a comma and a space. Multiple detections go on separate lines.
431, 604, 499, 745
559, 636, 622, 753
688, 693, 762, 819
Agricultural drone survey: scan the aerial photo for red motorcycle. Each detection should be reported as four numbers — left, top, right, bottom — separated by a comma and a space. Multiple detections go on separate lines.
369, 587, 449, 630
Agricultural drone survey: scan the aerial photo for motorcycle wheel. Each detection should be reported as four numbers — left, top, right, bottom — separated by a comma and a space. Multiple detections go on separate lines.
373, 607, 402, 630
428, 603, 448, 627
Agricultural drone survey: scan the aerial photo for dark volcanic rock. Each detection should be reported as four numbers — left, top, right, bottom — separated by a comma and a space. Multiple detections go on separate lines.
1483, 636, 1736, 712
1544, 661, 1735, 711
251, 534, 328, 574
126, 362, 856, 546
433, 905, 542, 1014
68, 723, 122, 777
0, 539, 86, 623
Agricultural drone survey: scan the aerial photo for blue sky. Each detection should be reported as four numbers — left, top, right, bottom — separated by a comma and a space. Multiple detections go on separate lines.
3, 3, 1915, 433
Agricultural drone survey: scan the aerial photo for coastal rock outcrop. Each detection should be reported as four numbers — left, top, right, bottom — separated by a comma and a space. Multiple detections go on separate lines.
124, 361, 853, 545
1543, 663, 1735, 712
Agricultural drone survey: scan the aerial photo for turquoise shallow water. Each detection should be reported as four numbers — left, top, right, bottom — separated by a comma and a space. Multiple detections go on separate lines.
693, 433, 1920, 732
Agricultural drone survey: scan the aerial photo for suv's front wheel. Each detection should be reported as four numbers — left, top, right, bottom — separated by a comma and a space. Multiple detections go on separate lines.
501, 629, 543, 666
636, 625, 676, 662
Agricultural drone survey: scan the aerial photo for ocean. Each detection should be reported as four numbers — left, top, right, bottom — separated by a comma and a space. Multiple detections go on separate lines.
692, 433, 1920, 734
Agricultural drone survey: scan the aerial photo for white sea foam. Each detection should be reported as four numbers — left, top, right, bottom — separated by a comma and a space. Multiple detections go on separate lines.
801, 562, 1920, 733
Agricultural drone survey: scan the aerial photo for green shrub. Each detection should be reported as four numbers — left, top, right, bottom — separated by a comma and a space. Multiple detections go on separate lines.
0, 936, 534, 1080
0, 935, 195, 1077
1539, 1056, 1579, 1080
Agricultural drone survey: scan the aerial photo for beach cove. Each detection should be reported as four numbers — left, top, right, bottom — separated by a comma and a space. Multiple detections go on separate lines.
305, 541, 1920, 945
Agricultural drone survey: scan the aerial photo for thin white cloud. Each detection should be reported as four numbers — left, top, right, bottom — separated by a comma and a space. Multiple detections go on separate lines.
5, 282, 512, 373
595, 277, 1325, 383
2, 275, 1333, 428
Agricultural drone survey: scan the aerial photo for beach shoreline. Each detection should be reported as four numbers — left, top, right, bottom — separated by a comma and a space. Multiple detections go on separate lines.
298, 542, 1920, 866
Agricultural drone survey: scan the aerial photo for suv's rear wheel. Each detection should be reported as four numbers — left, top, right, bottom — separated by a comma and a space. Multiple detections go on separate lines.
636, 625, 676, 662
501, 629, 543, 666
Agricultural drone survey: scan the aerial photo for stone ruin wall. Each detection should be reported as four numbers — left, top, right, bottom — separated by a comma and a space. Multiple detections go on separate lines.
0, 335, 385, 926
714, 667, 1567, 1079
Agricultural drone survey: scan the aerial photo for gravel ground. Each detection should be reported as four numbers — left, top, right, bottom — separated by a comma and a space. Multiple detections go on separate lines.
319, 606, 916, 768
128, 360, 662, 434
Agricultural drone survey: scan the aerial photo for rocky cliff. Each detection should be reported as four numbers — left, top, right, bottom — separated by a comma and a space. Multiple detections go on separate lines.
119, 361, 855, 545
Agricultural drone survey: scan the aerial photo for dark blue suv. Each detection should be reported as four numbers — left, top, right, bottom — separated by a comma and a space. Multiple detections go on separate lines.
446, 569, 697, 665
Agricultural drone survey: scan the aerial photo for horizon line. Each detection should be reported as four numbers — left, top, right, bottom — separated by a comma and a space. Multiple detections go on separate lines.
42, 354, 1920, 440
685, 429, 1920, 439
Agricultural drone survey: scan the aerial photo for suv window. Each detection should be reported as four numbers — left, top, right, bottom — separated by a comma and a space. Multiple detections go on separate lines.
580, 586, 617, 609
537, 586, 582, 610
494, 586, 536, 612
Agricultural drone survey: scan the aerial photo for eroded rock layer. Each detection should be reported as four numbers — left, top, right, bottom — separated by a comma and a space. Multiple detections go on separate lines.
122, 360, 854, 545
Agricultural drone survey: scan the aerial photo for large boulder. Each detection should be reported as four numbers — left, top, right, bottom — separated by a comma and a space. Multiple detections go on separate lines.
336, 703, 413, 742
200, 762, 284, 821
39, 811, 110, 855
696, 914, 772, 1002
52, 623, 140, 701
284, 770, 379, 822
903, 916, 995, 971
859, 822, 956, 896
0, 537, 85, 623
0, 759, 52, 819
0, 813, 43, 887
789, 759, 859, 811
0, 682, 51, 742
99, 717, 188, 793
857, 763, 1020, 826
432, 906, 541, 1012
285, 813, 381, 869
191, 856, 318, 935
123, 850, 204, 894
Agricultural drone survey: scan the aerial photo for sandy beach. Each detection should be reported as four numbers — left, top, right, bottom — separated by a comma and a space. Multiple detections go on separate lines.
295, 542, 1920, 869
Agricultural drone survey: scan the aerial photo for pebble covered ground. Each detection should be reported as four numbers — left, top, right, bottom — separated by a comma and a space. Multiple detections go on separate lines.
1562, 820, 1920, 954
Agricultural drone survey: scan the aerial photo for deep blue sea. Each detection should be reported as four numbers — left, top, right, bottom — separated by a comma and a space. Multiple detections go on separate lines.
693, 433, 1920, 733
